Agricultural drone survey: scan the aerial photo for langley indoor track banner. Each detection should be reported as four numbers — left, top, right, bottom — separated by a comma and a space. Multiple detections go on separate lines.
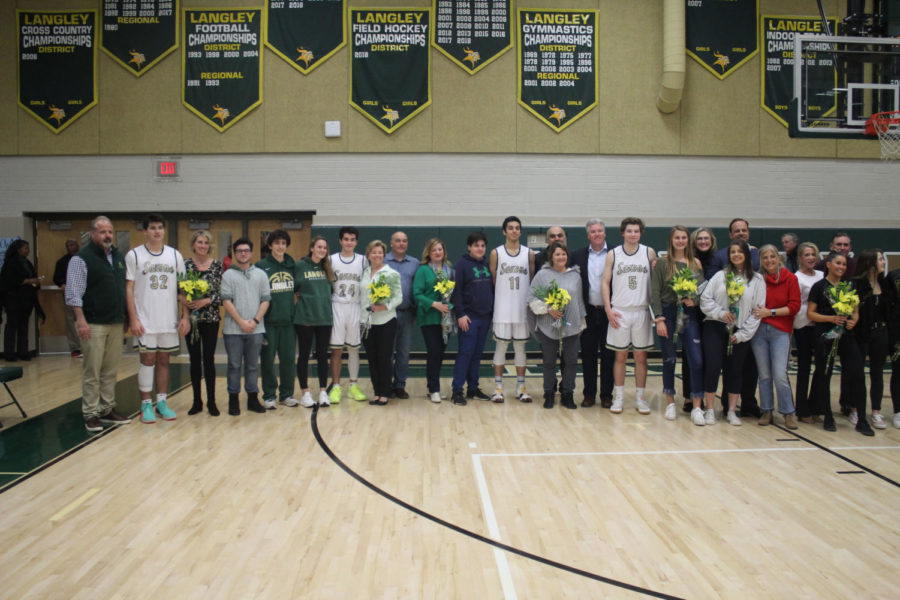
761, 15, 837, 128
350, 8, 432, 134
266, 0, 346, 75
183, 7, 263, 133
101, 0, 179, 77
17, 10, 97, 134
686, 0, 758, 79
517, 9, 598, 133
432, 0, 512, 75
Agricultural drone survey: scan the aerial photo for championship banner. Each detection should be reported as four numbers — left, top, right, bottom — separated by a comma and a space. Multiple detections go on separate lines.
101, 0, 178, 76
432, 0, 512, 75
17, 10, 97, 134
686, 0, 758, 79
517, 9, 598, 133
350, 8, 431, 134
266, 0, 346, 75
761, 15, 836, 127
183, 8, 263, 133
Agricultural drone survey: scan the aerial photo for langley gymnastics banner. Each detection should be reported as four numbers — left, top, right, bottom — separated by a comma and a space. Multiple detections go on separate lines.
183, 8, 263, 132
350, 8, 432, 134
432, 0, 512, 74
518, 9, 598, 133
101, 0, 179, 76
266, 0, 346, 75
17, 10, 97, 134
686, 0, 758, 79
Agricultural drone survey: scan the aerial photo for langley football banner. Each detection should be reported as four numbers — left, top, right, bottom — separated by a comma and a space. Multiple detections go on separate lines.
350, 8, 432, 134
17, 10, 97, 134
432, 0, 512, 75
266, 0, 346, 75
101, 0, 179, 76
686, 0, 758, 79
183, 8, 263, 133
518, 9, 598, 133
761, 15, 836, 127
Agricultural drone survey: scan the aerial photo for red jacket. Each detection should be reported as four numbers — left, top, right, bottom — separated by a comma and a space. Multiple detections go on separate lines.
761, 268, 801, 333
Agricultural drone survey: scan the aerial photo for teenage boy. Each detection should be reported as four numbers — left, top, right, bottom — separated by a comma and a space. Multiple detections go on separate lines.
126, 214, 189, 424
488, 216, 535, 403
257, 230, 297, 409
601, 217, 657, 415
328, 226, 367, 403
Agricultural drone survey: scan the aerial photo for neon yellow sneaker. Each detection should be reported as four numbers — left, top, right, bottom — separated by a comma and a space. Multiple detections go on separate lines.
328, 384, 343, 404
347, 383, 367, 402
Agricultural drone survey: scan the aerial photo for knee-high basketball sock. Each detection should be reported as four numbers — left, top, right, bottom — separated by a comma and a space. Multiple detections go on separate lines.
138, 364, 155, 393
513, 340, 527, 368
348, 347, 360, 381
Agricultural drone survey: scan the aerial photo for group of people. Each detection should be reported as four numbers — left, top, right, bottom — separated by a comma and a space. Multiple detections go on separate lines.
30, 212, 900, 437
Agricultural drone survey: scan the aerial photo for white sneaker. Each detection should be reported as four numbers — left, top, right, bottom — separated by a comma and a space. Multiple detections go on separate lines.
894, 412, 900, 429
318, 390, 331, 406
849, 410, 858, 425
491, 386, 505, 402
263, 398, 277, 410
704, 408, 717, 425
299, 392, 316, 408
636, 397, 651, 415
281, 396, 299, 407
430, 392, 442, 404
871, 413, 887, 429
664, 403, 676, 421
610, 397, 624, 413
516, 384, 533, 403
691, 407, 706, 426
727, 411, 742, 426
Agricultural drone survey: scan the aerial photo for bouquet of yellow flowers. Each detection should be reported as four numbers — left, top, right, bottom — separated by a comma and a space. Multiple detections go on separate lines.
823, 281, 860, 368
178, 271, 211, 343
362, 271, 398, 338
724, 272, 746, 355
533, 280, 572, 352
433, 270, 456, 343
670, 267, 699, 342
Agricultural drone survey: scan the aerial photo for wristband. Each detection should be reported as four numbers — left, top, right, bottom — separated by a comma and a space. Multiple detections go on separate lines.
771, 309, 776, 317
251, 317, 259, 325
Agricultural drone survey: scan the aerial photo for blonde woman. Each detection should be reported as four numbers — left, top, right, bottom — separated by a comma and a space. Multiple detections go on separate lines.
360, 240, 402, 405
793, 242, 823, 422
413, 238, 453, 403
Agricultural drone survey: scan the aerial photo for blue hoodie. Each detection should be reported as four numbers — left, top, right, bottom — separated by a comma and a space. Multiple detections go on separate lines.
451, 251, 494, 319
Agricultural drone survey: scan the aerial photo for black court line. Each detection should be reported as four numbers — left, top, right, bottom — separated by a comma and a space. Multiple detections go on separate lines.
310, 406, 685, 600
837, 471, 866, 475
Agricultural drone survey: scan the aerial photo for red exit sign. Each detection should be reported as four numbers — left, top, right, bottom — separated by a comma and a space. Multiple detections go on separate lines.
156, 159, 179, 179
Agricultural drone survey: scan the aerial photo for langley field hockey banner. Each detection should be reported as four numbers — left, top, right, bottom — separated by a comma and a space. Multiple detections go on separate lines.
518, 9, 598, 133
17, 10, 97, 134
686, 0, 758, 79
761, 15, 837, 128
101, 0, 178, 76
183, 8, 263, 132
350, 8, 432, 134
266, 0, 346, 75
432, 0, 512, 74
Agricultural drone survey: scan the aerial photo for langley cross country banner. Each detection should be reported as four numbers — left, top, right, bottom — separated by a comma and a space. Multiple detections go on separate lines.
266, 0, 346, 75
432, 0, 512, 75
350, 8, 432, 134
686, 0, 758, 79
518, 9, 598, 133
183, 8, 263, 132
761, 15, 837, 127
17, 10, 98, 134
101, 0, 178, 76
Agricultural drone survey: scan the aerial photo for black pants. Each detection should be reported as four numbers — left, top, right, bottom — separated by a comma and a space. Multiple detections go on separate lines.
580, 304, 614, 401
702, 320, 752, 397
891, 354, 900, 415
811, 329, 866, 419
794, 325, 817, 418
3, 297, 33, 357
363, 318, 397, 397
859, 326, 889, 411
421, 325, 446, 394
186, 320, 219, 404
295, 324, 331, 389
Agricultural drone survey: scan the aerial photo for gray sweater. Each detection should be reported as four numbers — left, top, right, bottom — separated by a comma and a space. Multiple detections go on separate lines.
221, 265, 271, 335
526, 264, 586, 339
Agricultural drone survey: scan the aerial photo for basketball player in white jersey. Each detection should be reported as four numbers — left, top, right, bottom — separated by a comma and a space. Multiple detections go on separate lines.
126, 214, 189, 424
601, 217, 657, 415
327, 226, 367, 403
488, 216, 535, 403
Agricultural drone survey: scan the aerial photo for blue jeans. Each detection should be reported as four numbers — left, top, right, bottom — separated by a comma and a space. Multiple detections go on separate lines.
452, 317, 490, 392
391, 309, 415, 391
660, 303, 703, 398
750, 322, 794, 414
224, 333, 264, 394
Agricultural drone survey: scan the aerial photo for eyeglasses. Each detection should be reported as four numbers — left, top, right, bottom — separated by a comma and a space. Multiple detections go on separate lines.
235, 248, 252, 254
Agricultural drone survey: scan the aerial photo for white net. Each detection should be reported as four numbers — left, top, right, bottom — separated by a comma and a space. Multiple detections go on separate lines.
873, 115, 900, 160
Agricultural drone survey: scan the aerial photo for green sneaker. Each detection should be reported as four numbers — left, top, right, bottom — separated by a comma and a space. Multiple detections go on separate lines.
156, 399, 177, 421
140, 402, 156, 424
347, 383, 367, 402
328, 384, 343, 404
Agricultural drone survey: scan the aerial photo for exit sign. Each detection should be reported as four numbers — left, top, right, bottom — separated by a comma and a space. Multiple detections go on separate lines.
155, 159, 180, 180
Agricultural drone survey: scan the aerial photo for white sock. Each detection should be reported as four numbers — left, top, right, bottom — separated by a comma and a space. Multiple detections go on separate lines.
614, 385, 624, 400
157, 393, 167, 404
636, 387, 645, 401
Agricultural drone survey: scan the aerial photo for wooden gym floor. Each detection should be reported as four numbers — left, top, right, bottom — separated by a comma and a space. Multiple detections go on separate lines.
0, 354, 897, 599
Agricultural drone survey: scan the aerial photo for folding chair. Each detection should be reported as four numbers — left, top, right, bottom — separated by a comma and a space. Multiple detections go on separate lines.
0, 366, 27, 428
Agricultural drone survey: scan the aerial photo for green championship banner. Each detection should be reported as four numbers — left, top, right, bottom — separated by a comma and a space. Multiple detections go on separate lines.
432, 0, 512, 75
266, 0, 346, 75
517, 9, 598, 133
350, 8, 432, 134
101, 1, 178, 76
183, 8, 263, 132
686, 0, 758, 79
17, 10, 97, 134
761, 15, 836, 127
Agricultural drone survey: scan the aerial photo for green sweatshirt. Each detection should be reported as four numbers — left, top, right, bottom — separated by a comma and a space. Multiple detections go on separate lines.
293, 256, 333, 326
256, 253, 296, 325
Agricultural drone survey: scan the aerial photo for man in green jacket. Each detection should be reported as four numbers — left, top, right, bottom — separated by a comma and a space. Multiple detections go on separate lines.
256, 230, 297, 408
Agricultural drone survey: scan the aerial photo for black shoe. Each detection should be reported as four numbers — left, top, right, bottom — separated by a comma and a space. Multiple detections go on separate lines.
2, 354, 17, 362
228, 393, 241, 416
740, 404, 762, 419
247, 393, 266, 414
581, 396, 595, 408
451, 391, 467, 406
392, 388, 409, 399
466, 388, 491, 401
561, 398, 577, 410
682, 400, 693, 413
84, 416, 103, 432
188, 400, 203, 415
207, 397, 220, 416
543, 393, 555, 409
17, 354, 31, 361
856, 422, 875, 437
840, 404, 852, 417
99, 409, 131, 425
600, 397, 612, 409
823, 416, 836, 432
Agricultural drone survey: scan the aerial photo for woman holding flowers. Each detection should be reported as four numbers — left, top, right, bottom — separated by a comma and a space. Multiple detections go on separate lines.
650, 226, 706, 424
700, 240, 766, 426
749, 245, 801, 429
182, 230, 223, 416
294, 236, 335, 408
807, 252, 871, 435
527, 242, 586, 409
360, 240, 402, 406
794, 242, 824, 423
413, 238, 454, 404
679, 227, 718, 410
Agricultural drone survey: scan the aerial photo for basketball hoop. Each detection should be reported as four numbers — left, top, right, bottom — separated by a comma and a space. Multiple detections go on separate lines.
866, 111, 900, 160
